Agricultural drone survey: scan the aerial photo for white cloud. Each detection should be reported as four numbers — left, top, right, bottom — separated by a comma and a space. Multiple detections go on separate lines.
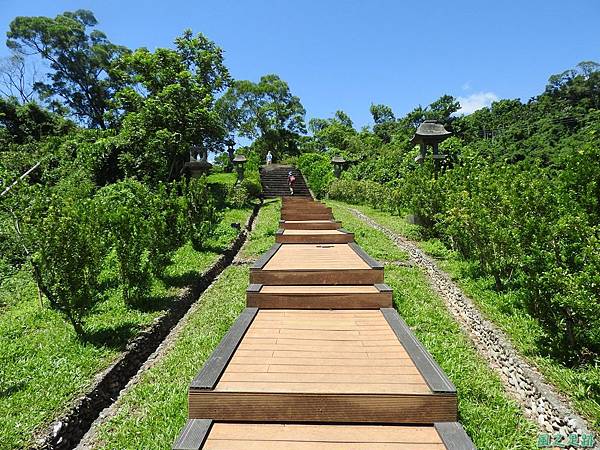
461, 81, 471, 91
456, 92, 499, 115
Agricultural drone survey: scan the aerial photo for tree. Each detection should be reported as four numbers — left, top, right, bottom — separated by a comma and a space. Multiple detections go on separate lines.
0, 52, 38, 103
110, 30, 231, 182
308, 110, 356, 152
0, 96, 72, 144
7, 9, 129, 128
370, 104, 396, 143
218, 74, 306, 159
426, 94, 460, 125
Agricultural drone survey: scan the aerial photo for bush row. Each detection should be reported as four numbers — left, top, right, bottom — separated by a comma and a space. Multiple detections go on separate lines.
327, 143, 600, 362
297, 153, 334, 198
4, 176, 228, 334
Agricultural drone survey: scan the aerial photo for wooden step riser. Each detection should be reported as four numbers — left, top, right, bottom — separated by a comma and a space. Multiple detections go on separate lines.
282, 199, 318, 204
264, 195, 312, 198
189, 392, 457, 423
281, 208, 330, 214
276, 234, 354, 244
281, 204, 328, 210
281, 213, 333, 221
250, 269, 384, 285
247, 292, 393, 309
281, 222, 341, 230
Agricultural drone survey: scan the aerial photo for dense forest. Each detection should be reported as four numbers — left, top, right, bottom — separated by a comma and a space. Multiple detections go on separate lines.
1, 8, 598, 426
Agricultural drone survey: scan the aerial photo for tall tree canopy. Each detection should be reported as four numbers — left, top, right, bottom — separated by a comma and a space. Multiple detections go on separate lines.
109, 30, 231, 182
6, 9, 128, 128
218, 74, 306, 159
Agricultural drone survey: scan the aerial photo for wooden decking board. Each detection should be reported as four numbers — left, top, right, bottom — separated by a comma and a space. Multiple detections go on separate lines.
174, 421, 470, 450
281, 214, 334, 221
207, 423, 443, 443
260, 285, 379, 293
228, 356, 417, 367
189, 310, 458, 423
251, 244, 383, 285
225, 364, 421, 375
280, 220, 341, 230
172, 419, 213, 450
190, 308, 257, 390
262, 244, 369, 270
283, 229, 345, 235
188, 392, 457, 423
381, 308, 456, 394
281, 206, 331, 212
276, 228, 354, 244
243, 329, 399, 340
434, 422, 477, 449
247, 284, 393, 309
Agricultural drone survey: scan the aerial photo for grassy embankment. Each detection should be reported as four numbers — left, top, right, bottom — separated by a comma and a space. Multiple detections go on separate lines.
0, 173, 255, 449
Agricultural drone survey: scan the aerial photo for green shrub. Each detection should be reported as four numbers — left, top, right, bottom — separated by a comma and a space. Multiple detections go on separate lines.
241, 177, 262, 198
226, 184, 249, 208
93, 179, 154, 305
183, 176, 221, 250
328, 178, 398, 212
26, 189, 102, 334
147, 182, 186, 275
297, 153, 334, 198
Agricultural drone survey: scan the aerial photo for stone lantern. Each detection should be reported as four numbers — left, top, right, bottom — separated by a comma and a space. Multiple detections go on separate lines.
225, 138, 236, 170
410, 120, 451, 175
180, 143, 211, 179
331, 155, 347, 178
232, 154, 247, 183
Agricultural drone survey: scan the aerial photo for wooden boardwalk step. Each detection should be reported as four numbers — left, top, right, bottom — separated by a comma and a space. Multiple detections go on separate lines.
247, 284, 392, 309
173, 420, 475, 449
280, 211, 333, 221
250, 243, 383, 285
280, 219, 341, 230
275, 228, 354, 244
188, 308, 457, 424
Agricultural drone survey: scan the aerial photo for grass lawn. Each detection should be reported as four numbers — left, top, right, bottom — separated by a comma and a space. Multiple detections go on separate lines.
205, 171, 237, 185
328, 203, 539, 450
0, 206, 253, 450
330, 200, 600, 431
240, 198, 281, 259
90, 199, 281, 449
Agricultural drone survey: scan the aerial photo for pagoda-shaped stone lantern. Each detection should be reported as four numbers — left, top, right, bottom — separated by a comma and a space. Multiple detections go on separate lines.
225, 138, 236, 171
232, 154, 247, 183
410, 120, 452, 175
331, 155, 347, 178
180, 144, 212, 179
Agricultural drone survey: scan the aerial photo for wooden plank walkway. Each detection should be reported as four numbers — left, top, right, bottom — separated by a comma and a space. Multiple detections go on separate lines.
174, 197, 475, 449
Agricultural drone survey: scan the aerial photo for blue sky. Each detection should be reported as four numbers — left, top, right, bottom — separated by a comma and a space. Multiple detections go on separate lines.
1, 0, 599, 128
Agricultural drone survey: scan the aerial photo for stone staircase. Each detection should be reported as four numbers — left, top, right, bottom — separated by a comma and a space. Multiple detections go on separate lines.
260, 164, 311, 198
